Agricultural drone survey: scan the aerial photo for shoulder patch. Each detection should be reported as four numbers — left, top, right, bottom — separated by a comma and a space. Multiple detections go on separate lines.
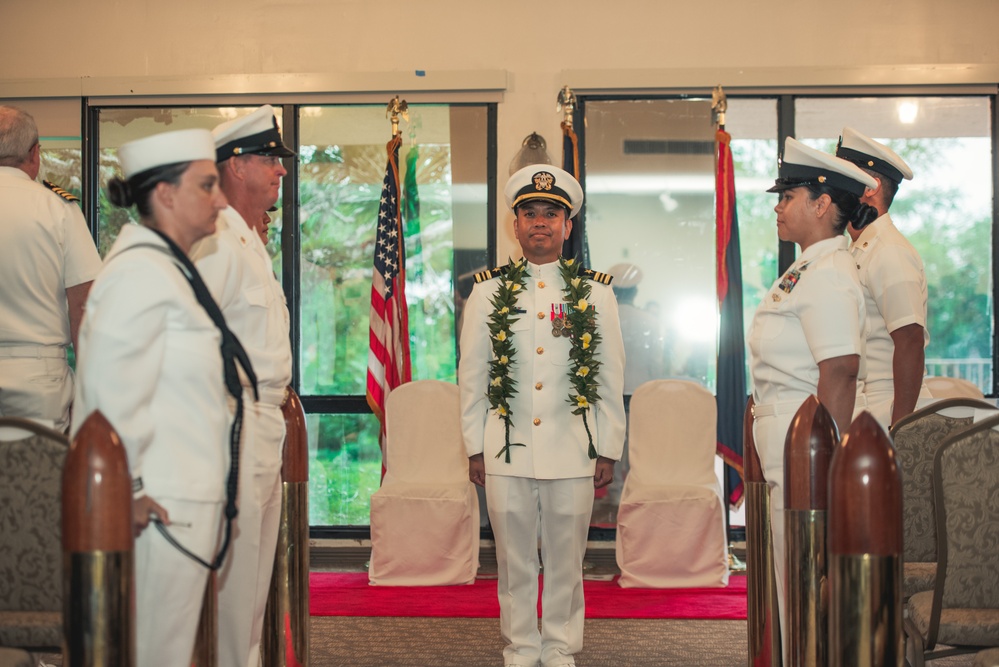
473, 263, 512, 284
43, 180, 80, 203
581, 268, 613, 285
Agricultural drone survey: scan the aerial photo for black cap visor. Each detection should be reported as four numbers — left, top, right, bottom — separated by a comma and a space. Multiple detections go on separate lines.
766, 163, 868, 196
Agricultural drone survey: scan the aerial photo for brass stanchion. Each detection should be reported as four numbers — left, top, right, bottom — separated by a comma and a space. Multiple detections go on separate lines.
829, 412, 904, 667
261, 387, 310, 666
744, 397, 782, 667
784, 396, 836, 667
62, 410, 134, 667
191, 571, 218, 666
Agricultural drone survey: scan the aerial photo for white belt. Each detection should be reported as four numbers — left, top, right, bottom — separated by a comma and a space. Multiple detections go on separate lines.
246, 385, 287, 407
0, 345, 67, 359
752, 399, 808, 419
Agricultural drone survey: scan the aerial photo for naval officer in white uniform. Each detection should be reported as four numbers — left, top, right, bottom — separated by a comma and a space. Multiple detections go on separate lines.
0, 105, 102, 432
748, 137, 877, 662
836, 127, 931, 427
190, 105, 295, 667
459, 164, 626, 667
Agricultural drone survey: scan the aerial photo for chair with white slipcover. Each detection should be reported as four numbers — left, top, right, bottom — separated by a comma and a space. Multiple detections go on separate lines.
369, 380, 480, 586
615, 380, 729, 588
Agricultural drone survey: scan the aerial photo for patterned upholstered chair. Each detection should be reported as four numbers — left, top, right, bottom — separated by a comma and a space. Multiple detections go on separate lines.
890, 398, 996, 600
904, 413, 999, 666
0, 417, 67, 651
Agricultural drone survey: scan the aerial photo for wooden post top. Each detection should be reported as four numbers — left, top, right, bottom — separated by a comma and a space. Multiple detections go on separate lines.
62, 410, 133, 553
784, 395, 837, 511
828, 411, 902, 556
281, 387, 308, 483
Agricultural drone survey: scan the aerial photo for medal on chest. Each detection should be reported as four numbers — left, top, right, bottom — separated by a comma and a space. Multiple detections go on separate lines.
551, 303, 572, 338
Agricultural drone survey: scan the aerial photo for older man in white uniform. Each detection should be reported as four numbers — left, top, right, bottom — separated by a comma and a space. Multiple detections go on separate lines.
460, 165, 626, 667
837, 127, 931, 428
191, 105, 295, 667
0, 105, 101, 431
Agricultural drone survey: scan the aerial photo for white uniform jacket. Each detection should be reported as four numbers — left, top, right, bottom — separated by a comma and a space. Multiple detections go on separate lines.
850, 214, 930, 408
191, 206, 291, 409
749, 235, 866, 411
72, 224, 229, 503
459, 259, 626, 479
0, 166, 101, 348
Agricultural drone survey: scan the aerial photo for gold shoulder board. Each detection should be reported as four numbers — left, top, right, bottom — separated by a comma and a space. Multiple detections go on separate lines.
473, 263, 512, 284
581, 268, 613, 285
43, 180, 80, 203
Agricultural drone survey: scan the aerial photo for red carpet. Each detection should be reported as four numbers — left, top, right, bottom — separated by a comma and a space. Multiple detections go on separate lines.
309, 573, 746, 620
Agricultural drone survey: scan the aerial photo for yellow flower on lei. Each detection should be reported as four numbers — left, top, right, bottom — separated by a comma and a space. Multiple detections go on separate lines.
580, 332, 592, 349
575, 395, 589, 409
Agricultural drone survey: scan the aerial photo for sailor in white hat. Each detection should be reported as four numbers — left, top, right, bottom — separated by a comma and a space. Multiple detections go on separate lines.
72, 127, 246, 667
191, 105, 295, 667
461, 164, 625, 667
836, 127, 930, 427
750, 137, 877, 663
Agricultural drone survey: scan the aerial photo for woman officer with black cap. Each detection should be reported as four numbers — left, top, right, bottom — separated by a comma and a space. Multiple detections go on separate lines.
747, 137, 878, 661
72, 128, 255, 667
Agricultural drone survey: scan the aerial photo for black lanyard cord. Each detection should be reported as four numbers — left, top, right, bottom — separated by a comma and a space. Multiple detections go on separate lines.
122, 231, 259, 570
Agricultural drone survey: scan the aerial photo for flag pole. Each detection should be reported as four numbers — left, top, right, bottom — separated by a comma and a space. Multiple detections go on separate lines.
368, 96, 412, 479
713, 84, 747, 573
556, 85, 586, 264
385, 95, 409, 138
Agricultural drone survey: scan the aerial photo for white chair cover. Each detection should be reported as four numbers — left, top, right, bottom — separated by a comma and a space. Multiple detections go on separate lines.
615, 380, 729, 588
924, 376, 986, 400
368, 380, 480, 585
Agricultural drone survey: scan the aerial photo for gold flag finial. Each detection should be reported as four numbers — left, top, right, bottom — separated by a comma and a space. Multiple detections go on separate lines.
712, 85, 728, 129
386, 95, 409, 137
556, 85, 577, 129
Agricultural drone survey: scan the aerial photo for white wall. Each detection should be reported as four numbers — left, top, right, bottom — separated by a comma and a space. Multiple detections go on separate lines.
3, 0, 998, 257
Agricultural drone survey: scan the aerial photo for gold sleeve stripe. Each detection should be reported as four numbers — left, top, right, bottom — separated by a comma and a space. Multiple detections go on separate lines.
581, 268, 613, 285
474, 264, 511, 283
43, 180, 80, 203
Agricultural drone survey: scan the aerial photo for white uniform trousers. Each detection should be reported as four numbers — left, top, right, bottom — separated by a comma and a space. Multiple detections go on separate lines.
486, 475, 593, 667
752, 408, 796, 666
218, 399, 285, 667
0, 351, 72, 432
135, 498, 223, 667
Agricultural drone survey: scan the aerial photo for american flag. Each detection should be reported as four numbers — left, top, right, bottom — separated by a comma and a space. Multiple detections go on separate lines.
366, 134, 412, 435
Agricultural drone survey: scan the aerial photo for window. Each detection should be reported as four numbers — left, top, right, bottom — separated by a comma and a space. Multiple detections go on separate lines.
296, 104, 492, 526
87, 102, 494, 528
795, 96, 993, 393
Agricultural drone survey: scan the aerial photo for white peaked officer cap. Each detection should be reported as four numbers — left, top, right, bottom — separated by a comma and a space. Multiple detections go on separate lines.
212, 104, 297, 163
836, 126, 914, 184
118, 128, 217, 180
505, 164, 583, 219
608, 263, 643, 288
767, 137, 877, 197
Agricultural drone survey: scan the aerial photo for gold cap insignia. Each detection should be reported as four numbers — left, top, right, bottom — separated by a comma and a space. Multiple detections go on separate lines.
532, 171, 554, 192
817, 175, 826, 183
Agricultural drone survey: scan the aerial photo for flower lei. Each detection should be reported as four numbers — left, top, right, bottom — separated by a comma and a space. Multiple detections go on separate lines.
485, 256, 603, 463
558, 257, 602, 460
486, 258, 530, 463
